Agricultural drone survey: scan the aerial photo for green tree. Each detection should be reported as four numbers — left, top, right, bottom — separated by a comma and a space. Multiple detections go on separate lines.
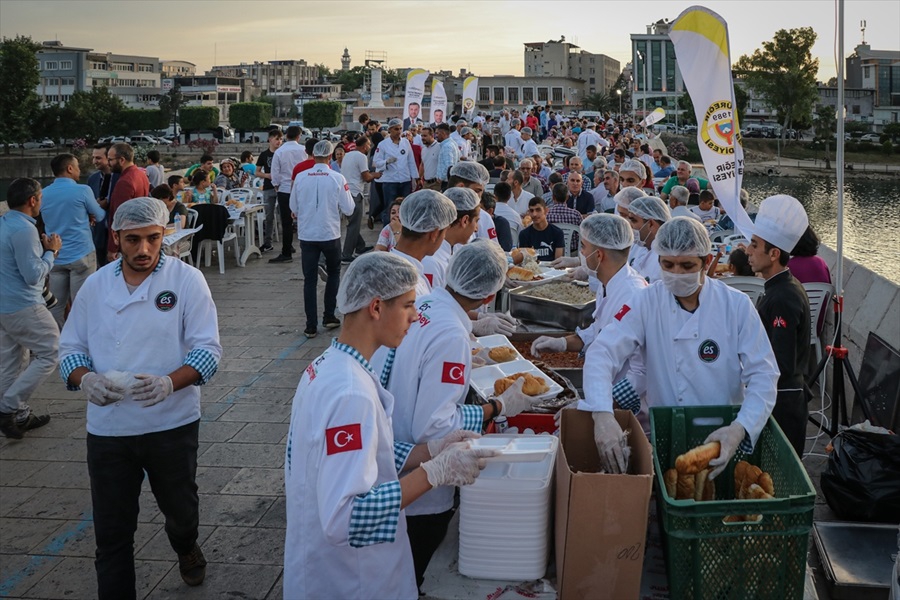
333, 66, 367, 93
734, 27, 819, 143
314, 63, 331, 81
229, 102, 273, 141
883, 122, 900, 142
157, 86, 183, 133
122, 109, 168, 132
179, 106, 219, 141
812, 104, 836, 140
61, 87, 128, 140
33, 104, 65, 142
302, 100, 342, 134
0, 36, 41, 153
582, 92, 612, 112
609, 73, 632, 114
844, 120, 871, 136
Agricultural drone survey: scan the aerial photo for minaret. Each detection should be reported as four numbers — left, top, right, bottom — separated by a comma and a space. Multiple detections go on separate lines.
341, 48, 351, 72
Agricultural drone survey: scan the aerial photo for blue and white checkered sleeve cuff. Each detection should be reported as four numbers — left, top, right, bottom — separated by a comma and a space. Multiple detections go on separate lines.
612, 378, 641, 415
59, 353, 93, 390
183, 349, 219, 386
393, 441, 415, 473
461, 404, 485, 433
348, 480, 403, 548
739, 432, 754, 455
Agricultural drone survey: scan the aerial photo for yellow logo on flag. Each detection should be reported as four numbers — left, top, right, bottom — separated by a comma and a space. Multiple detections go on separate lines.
700, 100, 742, 155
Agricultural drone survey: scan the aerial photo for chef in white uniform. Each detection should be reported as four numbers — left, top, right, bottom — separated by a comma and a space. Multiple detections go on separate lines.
625, 196, 671, 284
583, 217, 779, 477
375, 241, 534, 591
389, 189, 458, 297
422, 188, 480, 291
283, 252, 496, 600
445, 161, 500, 245
58, 197, 222, 596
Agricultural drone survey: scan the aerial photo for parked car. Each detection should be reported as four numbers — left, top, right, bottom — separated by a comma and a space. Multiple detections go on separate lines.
23, 138, 56, 149
130, 134, 169, 146
859, 133, 881, 143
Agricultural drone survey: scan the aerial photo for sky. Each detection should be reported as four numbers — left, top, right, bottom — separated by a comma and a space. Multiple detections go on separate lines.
1, 0, 898, 82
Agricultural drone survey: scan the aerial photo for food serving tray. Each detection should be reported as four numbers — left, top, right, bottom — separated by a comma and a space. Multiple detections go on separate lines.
470, 334, 524, 363
508, 283, 596, 331
812, 521, 898, 600
470, 434, 558, 462
468, 358, 563, 403
509, 265, 569, 287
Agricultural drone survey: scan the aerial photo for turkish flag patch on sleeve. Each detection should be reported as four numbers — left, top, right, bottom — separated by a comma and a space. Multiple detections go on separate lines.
325, 424, 363, 455
344, 183, 350, 191
488, 228, 497, 239
425, 273, 434, 286
441, 362, 466, 385
614, 304, 631, 321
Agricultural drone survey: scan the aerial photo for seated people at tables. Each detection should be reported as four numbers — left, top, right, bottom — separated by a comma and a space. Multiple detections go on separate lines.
481, 193, 514, 252
240, 151, 256, 177
787, 225, 831, 285
375, 198, 404, 252
184, 154, 219, 182
188, 170, 218, 204
592, 169, 620, 214
214, 159, 249, 190
507, 170, 534, 216
728, 248, 754, 276
660, 160, 709, 201
518, 197, 565, 261
151, 184, 188, 228
654, 155, 675, 178
168, 174, 191, 204
492, 182, 523, 241
717, 189, 756, 230
690, 190, 721, 223
564, 172, 595, 216
668, 185, 698, 220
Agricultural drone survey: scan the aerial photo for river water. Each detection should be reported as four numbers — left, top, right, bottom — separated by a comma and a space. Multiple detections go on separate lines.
742, 176, 900, 284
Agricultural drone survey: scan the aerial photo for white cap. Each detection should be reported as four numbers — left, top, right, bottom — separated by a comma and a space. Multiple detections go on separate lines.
442, 187, 480, 211
652, 216, 712, 257
614, 186, 646, 209
748, 194, 809, 252
111, 197, 168, 230
580, 213, 633, 250
619, 158, 645, 176
337, 252, 419, 314
628, 196, 671, 223
399, 190, 458, 232
312, 140, 333, 157
445, 239, 508, 299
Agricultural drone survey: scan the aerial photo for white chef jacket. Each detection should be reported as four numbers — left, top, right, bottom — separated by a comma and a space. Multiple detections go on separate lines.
630, 246, 662, 283
422, 240, 453, 292
271, 140, 308, 191
475, 210, 499, 243
373, 137, 417, 183
521, 138, 539, 159
372, 288, 484, 516
284, 340, 417, 600
58, 255, 221, 437
504, 130, 523, 157
390, 248, 432, 297
581, 278, 779, 449
290, 164, 355, 242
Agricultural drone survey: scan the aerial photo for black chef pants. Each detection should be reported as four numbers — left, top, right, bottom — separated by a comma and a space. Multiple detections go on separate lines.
772, 389, 807, 457
406, 509, 455, 592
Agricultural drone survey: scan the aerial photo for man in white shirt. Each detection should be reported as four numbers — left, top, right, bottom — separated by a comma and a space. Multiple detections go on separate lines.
340, 135, 383, 262
520, 127, 539, 162
508, 170, 535, 216
269, 126, 308, 262
492, 182, 522, 241
498, 111, 511, 136
374, 119, 418, 224
577, 123, 602, 164
518, 158, 543, 199
504, 119, 523, 160
449, 120, 469, 160
291, 141, 355, 338
420, 126, 441, 191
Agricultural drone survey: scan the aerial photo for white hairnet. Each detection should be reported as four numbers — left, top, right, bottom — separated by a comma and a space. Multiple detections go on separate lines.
388, 118, 402, 127
614, 186, 647, 208
652, 216, 712, 257
629, 196, 671, 223
445, 239, 508, 299
313, 140, 333, 157
620, 158, 645, 175
442, 187, 480, 211
337, 252, 419, 314
399, 190, 458, 232
111, 197, 168, 231
580, 213, 633, 250
449, 161, 490, 185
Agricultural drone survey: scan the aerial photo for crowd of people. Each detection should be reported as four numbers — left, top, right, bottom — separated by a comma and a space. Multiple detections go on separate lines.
0, 108, 836, 599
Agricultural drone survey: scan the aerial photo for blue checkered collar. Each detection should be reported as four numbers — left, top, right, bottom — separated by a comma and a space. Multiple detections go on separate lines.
114, 253, 166, 277
330, 338, 375, 376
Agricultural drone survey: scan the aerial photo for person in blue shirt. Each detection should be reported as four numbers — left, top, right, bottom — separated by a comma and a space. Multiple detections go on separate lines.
40, 153, 106, 329
654, 154, 675, 178
0, 178, 60, 439
240, 151, 256, 178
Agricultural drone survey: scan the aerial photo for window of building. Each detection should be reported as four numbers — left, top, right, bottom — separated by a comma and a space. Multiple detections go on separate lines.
138, 94, 155, 102
60, 60, 73, 70
44, 61, 59, 70
47, 78, 59, 86
852, 105, 860, 114
523, 87, 534, 104
493, 87, 504, 103
589, 77, 595, 85
651, 41, 662, 92
863, 66, 871, 78
538, 87, 548, 102
666, 42, 677, 93
507, 87, 519, 104
634, 41, 647, 91
61, 77, 75, 85
552, 87, 563, 103
139, 63, 154, 72
479, 87, 490, 102
113, 63, 134, 72
91, 61, 107, 70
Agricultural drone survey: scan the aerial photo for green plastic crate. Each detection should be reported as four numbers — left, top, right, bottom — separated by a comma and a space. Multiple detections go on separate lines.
650, 406, 816, 600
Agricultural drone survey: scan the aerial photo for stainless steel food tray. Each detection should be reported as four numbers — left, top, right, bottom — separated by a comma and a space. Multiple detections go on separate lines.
508, 285, 595, 331
812, 521, 897, 600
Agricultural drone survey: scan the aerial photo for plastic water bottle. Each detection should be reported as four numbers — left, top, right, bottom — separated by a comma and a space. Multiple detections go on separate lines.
175, 218, 182, 231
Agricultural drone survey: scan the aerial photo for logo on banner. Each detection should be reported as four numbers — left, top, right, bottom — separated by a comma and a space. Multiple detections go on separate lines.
698, 339, 720, 363
441, 362, 465, 385
773, 316, 787, 328
700, 100, 741, 155
614, 304, 631, 321
326, 424, 363, 455
463, 98, 475, 112
155, 291, 177, 312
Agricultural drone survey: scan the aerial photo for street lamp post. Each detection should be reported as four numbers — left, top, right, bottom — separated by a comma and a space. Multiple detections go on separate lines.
636, 50, 649, 123
617, 89, 622, 117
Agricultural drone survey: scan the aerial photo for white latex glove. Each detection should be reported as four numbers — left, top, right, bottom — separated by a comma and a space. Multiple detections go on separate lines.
498, 378, 533, 417
530, 336, 567, 358
385, 156, 398, 165
421, 442, 498, 487
427, 430, 481, 458
704, 422, 746, 480
593, 411, 627, 474
80, 372, 126, 407
549, 256, 579, 269
568, 266, 591, 281
472, 313, 517, 336
132, 374, 174, 407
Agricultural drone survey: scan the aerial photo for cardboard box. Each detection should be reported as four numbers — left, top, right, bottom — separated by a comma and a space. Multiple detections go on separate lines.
554, 409, 654, 600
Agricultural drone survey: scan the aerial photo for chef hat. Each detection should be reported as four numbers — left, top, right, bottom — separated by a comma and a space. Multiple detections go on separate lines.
388, 118, 402, 128
399, 190, 458, 232
619, 158, 645, 176
312, 140, 333, 157
111, 197, 168, 231
652, 216, 712, 257
629, 196, 671, 224
748, 194, 809, 253
580, 213, 634, 250
442, 187, 480, 212
337, 252, 419, 314
445, 239, 508, 299
449, 161, 490, 185
614, 186, 647, 209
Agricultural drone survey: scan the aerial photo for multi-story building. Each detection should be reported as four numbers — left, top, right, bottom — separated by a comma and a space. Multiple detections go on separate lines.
174, 76, 258, 124
209, 59, 319, 94
629, 20, 685, 120
845, 43, 900, 130
161, 60, 196, 78
523, 38, 620, 96
474, 75, 586, 114
818, 86, 877, 124
35, 41, 91, 106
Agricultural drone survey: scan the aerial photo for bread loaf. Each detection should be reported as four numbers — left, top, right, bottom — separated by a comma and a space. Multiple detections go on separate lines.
507, 266, 536, 281
676, 473, 695, 500
674, 441, 721, 474
757, 472, 775, 497
693, 469, 710, 501
703, 480, 715, 501
493, 372, 549, 396
664, 469, 678, 498
488, 346, 518, 363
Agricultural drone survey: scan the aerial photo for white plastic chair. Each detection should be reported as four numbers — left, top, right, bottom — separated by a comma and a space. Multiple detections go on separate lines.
215, 188, 226, 204
224, 188, 255, 204
555, 222, 580, 257
803, 282, 835, 401
722, 276, 766, 306
197, 231, 239, 275
186, 209, 198, 229
710, 229, 733, 243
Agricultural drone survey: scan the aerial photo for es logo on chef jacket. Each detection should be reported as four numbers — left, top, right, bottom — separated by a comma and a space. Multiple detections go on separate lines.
698, 339, 720, 363
326, 423, 362, 455
441, 362, 466, 385
155, 291, 177, 312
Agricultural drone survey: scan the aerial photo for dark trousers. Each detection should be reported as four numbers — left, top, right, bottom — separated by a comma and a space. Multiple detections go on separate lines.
87, 420, 200, 600
342, 193, 367, 259
379, 181, 412, 226
300, 239, 341, 329
406, 509, 455, 591
92, 219, 108, 268
772, 390, 807, 457
367, 182, 384, 221
276, 192, 294, 257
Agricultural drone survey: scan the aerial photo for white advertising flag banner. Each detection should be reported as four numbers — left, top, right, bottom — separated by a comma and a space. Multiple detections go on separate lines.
640, 107, 666, 128
462, 76, 479, 120
403, 69, 429, 130
429, 80, 447, 126
669, 6, 752, 237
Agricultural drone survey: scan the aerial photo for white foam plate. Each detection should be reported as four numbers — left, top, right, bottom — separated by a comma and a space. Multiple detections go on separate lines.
470, 435, 556, 462
470, 334, 522, 364
468, 359, 563, 403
